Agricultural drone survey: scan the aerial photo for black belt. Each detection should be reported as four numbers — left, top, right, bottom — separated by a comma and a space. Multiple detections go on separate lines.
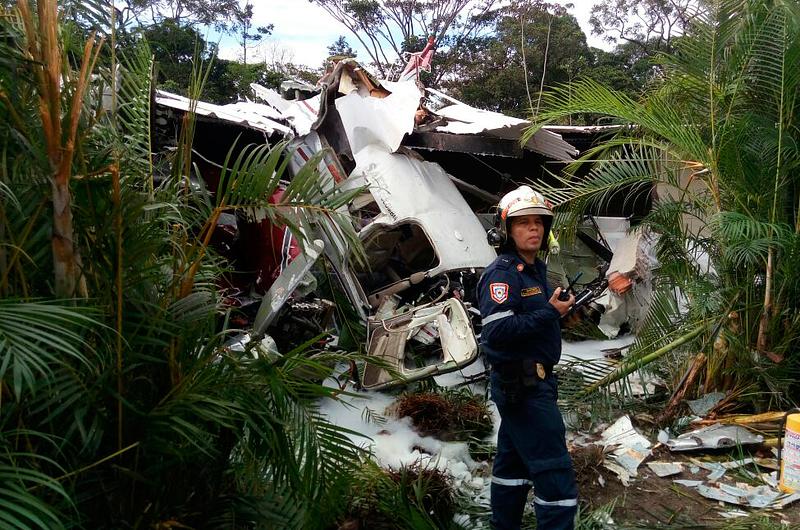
494, 359, 553, 380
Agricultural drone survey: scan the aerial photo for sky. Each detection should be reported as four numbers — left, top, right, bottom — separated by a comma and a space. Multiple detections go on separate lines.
213, 0, 613, 68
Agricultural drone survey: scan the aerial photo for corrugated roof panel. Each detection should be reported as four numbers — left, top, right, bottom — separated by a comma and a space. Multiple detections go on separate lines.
155, 90, 293, 136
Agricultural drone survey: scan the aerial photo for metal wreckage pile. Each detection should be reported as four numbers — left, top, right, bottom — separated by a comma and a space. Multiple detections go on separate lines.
152, 58, 652, 391
152, 60, 800, 525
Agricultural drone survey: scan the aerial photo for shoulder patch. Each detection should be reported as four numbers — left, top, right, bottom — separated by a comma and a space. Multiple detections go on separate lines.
490, 282, 509, 304
521, 286, 542, 297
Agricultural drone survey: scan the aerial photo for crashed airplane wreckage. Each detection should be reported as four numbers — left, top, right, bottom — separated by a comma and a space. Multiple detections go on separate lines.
153, 59, 651, 390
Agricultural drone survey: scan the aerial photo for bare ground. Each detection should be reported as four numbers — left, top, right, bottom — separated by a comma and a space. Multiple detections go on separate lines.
574, 445, 800, 529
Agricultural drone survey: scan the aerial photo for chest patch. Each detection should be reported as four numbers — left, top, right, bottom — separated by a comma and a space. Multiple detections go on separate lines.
521, 286, 542, 297
489, 282, 509, 304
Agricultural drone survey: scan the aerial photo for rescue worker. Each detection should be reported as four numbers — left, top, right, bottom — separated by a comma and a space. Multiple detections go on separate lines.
478, 185, 578, 530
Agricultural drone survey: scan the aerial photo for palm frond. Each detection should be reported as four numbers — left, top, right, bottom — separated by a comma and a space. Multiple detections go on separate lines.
0, 430, 71, 530
0, 300, 98, 401
116, 37, 154, 189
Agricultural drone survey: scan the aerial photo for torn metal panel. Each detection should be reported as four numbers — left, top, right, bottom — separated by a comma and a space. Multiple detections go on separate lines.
404, 131, 523, 158
250, 82, 321, 136
155, 90, 292, 136
425, 88, 578, 161
361, 298, 479, 390
665, 424, 764, 451
597, 225, 657, 338
253, 239, 325, 334
345, 143, 497, 277
334, 79, 420, 154
647, 462, 684, 477
600, 416, 652, 481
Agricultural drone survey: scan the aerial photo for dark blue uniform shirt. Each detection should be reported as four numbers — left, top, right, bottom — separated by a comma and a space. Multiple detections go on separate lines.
478, 251, 562, 367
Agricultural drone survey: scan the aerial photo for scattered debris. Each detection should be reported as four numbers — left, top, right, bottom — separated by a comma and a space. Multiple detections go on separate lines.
687, 392, 727, 417
718, 509, 750, 519
674, 479, 704, 488
599, 416, 652, 485
665, 423, 764, 452
646, 462, 684, 478
675, 480, 800, 510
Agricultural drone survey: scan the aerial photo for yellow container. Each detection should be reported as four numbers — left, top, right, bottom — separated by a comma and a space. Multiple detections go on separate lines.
780, 413, 800, 493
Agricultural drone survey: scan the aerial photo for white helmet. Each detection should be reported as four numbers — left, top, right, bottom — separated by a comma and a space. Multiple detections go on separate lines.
492, 185, 554, 250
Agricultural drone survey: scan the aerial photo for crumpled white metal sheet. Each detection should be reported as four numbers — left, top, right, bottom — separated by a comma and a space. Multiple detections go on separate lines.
155, 90, 293, 135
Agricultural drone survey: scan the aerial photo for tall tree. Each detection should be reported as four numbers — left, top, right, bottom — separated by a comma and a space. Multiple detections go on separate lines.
327, 35, 357, 58
234, 0, 273, 65
116, 0, 242, 32
311, 0, 495, 79
590, 0, 708, 53
445, 3, 595, 117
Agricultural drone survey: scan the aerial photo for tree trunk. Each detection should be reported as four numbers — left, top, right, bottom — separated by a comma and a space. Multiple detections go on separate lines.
658, 353, 706, 424
51, 178, 78, 297
756, 247, 773, 355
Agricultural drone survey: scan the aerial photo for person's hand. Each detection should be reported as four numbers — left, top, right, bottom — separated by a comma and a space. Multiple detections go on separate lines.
549, 287, 574, 317
561, 308, 583, 329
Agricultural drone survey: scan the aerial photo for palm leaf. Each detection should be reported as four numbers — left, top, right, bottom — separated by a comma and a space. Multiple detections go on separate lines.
0, 300, 98, 401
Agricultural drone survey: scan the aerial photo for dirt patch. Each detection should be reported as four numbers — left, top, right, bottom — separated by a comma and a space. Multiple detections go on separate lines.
574, 445, 800, 528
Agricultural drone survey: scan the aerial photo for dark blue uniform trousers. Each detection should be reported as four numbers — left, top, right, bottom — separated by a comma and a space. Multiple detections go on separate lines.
490, 375, 578, 530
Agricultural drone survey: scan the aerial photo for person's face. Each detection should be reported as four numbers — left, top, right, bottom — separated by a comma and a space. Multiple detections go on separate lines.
509, 214, 544, 253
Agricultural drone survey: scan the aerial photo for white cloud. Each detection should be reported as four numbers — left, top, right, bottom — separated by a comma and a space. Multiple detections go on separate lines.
212, 0, 368, 67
